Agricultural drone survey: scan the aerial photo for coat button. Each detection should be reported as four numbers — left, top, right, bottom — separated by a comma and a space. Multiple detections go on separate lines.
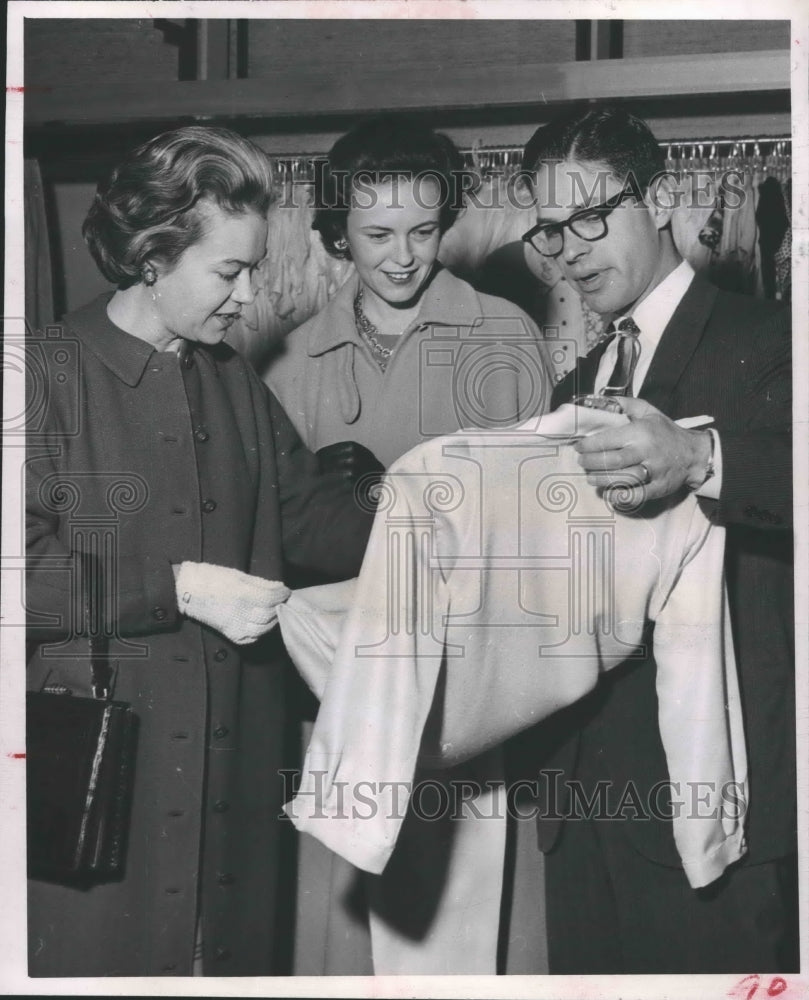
152, 606, 168, 621
217, 872, 235, 885
212, 799, 229, 813
213, 725, 229, 740
195, 428, 210, 442
213, 648, 228, 662
202, 499, 217, 513
215, 947, 231, 962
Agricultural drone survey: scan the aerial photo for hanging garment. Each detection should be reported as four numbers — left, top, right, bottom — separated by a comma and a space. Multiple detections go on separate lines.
228, 184, 354, 368
671, 171, 717, 275
669, 158, 790, 301
24, 159, 55, 330
710, 170, 759, 295
699, 203, 724, 251
756, 176, 789, 300
279, 405, 748, 972
438, 176, 535, 281
774, 179, 792, 302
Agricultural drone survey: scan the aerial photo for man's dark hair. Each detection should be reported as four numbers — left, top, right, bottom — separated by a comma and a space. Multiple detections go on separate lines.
522, 104, 665, 193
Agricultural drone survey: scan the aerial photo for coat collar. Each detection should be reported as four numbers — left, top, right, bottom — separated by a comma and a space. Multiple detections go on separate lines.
66, 294, 155, 387
306, 266, 487, 358
66, 293, 223, 386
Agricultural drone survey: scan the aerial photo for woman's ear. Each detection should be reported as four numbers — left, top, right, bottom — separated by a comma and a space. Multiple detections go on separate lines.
141, 256, 173, 283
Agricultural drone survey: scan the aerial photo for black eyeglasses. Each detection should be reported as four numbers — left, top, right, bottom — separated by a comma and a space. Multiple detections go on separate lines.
522, 190, 637, 258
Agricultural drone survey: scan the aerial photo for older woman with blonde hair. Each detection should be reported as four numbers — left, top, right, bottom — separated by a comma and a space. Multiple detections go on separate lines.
26, 125, 372, 977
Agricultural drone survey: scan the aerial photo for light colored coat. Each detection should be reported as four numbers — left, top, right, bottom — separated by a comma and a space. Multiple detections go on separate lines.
265, 267, 552, 467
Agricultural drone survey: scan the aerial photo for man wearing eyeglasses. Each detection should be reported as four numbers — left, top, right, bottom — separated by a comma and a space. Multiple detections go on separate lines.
518, 105, 794, 974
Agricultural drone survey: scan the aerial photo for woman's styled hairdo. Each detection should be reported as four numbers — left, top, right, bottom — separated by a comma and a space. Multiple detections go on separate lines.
312, 115, 469, 260
83, 125, 274, 288
521, 104, 666, 194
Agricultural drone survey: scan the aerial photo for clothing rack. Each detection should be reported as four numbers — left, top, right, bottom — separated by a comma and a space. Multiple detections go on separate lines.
267, 156, 325, 186
664, 137, 791, 152
662, 138, 791, 181
461, 137, 791, 178
265, 136, 791, 186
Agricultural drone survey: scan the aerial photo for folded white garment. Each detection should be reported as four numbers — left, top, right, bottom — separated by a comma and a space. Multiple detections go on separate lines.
281, 405, 747, 903
278, 578, 356, 699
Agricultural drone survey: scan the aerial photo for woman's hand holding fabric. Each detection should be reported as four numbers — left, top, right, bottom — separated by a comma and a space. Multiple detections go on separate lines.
174, 562, 291, 644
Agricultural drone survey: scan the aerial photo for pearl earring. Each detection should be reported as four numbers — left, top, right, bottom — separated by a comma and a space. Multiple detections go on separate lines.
334, 237, 348, 252
142, 265, 157, 286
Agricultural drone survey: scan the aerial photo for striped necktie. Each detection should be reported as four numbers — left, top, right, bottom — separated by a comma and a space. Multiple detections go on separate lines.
602, 316, 641, 397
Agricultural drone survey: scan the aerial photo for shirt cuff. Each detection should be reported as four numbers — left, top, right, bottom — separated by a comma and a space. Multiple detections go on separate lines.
695, 429, 722, 500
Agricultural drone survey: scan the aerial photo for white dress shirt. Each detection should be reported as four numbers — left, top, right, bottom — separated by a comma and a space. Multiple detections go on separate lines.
593, 259, 722, 499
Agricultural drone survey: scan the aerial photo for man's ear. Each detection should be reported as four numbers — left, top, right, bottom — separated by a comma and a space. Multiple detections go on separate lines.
645, 171, 680, 230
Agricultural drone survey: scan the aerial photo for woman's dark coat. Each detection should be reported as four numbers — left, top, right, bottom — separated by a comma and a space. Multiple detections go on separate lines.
26, 295, 372, 976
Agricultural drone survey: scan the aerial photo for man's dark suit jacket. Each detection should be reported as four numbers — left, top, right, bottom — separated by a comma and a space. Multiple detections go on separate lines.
538, 274, 794, 869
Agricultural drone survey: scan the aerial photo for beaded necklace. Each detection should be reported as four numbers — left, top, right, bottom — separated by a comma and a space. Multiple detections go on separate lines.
353, 288, 398, 372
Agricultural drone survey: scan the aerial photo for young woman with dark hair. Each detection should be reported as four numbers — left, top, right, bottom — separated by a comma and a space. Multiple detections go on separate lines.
265, 114, 552, 975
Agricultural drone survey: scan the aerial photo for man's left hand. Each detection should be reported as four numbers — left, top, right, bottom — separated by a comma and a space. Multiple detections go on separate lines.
574, 397, 712, 501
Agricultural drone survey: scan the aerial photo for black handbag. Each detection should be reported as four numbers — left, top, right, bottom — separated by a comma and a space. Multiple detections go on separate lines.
26, 554, 138, 886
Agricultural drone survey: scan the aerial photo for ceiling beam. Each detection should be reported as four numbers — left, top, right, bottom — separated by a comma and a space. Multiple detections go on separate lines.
24, 49, 789, 128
